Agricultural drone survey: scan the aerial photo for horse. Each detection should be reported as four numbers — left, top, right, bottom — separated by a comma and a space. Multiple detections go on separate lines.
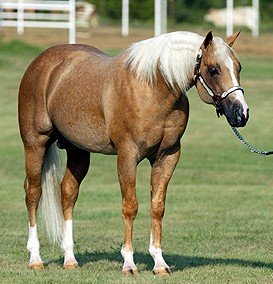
18, 30, 249, 274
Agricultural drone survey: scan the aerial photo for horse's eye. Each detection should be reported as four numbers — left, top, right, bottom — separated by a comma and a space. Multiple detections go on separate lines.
208, 66, 219, 77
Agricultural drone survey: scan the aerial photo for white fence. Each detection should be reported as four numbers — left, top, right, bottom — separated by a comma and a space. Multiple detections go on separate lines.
225, 0, 259, 37
122, 0, 168, 37
0, 0, 76, 43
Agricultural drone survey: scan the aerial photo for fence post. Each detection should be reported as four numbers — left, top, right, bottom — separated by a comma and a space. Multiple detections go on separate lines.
69, 0, 76, 44
155, 0, 167, 36
226, 0, 233, 36
161, 0, 167, 34
252, 0, 259, 38
122, 0, 129, 37
17, 0, 24, 35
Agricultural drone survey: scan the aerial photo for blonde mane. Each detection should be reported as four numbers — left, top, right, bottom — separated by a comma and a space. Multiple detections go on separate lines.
126, 31, 204, 92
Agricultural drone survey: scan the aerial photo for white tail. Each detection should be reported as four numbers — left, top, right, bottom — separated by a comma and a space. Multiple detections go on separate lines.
40, 143, 64, 245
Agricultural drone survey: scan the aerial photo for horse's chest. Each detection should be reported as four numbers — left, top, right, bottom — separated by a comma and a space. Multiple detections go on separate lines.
140, 110, 188, 154
161, 95, 189, 149
128, 95, 189, 153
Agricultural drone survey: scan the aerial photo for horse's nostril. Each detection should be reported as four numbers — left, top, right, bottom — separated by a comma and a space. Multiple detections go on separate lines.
234, 108, 242, 122
232, 107, 249, 127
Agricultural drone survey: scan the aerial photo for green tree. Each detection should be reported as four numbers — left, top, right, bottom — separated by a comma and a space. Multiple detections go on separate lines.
88, 0, 273, 27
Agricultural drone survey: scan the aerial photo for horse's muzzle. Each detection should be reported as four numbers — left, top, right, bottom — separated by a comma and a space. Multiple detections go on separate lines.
219, 99, 249, 128
226, 106, 249, 127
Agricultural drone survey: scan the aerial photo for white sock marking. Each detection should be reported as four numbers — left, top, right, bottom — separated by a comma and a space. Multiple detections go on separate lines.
121, 247, 137, 271
149, 232, 169, 271
61, 220, 77, 265
27, 224, 42, 264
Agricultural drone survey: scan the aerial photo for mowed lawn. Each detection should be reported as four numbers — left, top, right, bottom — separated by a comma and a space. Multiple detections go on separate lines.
0, 40, 273, 283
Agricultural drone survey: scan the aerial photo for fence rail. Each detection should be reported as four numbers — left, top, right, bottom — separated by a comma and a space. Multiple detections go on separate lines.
0, 0, 76, 43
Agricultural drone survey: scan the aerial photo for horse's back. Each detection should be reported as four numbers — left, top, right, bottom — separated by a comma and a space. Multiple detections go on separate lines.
18, 44, 110, 148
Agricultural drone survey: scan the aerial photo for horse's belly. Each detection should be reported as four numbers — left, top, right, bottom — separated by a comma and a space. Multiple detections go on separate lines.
51, 110, 116, 154
60, 125, 116, 154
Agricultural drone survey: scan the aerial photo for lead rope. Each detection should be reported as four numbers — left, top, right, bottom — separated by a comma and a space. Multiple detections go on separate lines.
231, 126, 273, 156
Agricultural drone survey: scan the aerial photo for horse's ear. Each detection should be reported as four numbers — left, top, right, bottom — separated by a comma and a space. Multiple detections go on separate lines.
227, 30, 241, 47
201, 31, 213, 50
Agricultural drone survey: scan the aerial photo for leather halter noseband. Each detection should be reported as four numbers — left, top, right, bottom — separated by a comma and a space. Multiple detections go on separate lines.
194, 49, 244, 116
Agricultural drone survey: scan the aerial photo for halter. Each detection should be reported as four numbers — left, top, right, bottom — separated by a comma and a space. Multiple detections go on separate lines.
194, 49, 244, 116
194, 50, 273, 157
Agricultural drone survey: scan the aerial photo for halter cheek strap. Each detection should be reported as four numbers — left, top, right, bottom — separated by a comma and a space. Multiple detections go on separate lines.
198, 76, 244, 101
194, 49, 245, 115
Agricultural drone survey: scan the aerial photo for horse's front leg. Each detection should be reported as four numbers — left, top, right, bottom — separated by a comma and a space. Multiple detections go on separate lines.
117, 145, 138, 275
149, 145, 181, 275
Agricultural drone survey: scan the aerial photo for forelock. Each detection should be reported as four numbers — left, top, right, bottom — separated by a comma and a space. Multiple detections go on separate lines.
211, 37, 235, 63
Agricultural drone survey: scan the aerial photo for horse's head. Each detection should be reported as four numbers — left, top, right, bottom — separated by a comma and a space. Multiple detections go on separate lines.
194, 31, 249, 127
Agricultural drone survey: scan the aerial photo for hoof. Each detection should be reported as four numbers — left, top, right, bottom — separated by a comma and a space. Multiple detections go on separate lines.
122, 268, 138, 276
29, 261, 44, 270
153, 267, 171, 275
63, 262, 79, 269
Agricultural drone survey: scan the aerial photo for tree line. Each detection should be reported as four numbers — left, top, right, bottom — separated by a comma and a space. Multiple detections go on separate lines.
89, 0, 273, 26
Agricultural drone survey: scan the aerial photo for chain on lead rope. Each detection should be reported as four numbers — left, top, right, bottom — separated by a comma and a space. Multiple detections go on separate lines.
230, 126, 273, 156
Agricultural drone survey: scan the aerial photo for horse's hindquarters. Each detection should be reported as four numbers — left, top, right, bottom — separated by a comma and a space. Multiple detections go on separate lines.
47, 73, 115, 154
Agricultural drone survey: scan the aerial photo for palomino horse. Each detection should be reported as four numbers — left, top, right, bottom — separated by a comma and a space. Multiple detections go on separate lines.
19, 31, 249, 274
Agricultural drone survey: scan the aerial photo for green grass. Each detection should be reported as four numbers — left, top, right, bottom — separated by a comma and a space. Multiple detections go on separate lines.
1, 40, 273, 283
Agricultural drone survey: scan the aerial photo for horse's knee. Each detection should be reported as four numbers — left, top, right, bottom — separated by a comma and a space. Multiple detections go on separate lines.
151, 201, 165, 220
122, 198, 138, 220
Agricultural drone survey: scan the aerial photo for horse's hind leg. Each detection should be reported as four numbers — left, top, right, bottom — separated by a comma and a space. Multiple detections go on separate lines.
149, 145, 181, 275
24, 143, 47, 269
60, 143, 90, 269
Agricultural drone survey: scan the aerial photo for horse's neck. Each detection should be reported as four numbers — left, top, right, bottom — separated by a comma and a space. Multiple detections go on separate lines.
125, 32, 203, 93
163, 40, 202, 92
